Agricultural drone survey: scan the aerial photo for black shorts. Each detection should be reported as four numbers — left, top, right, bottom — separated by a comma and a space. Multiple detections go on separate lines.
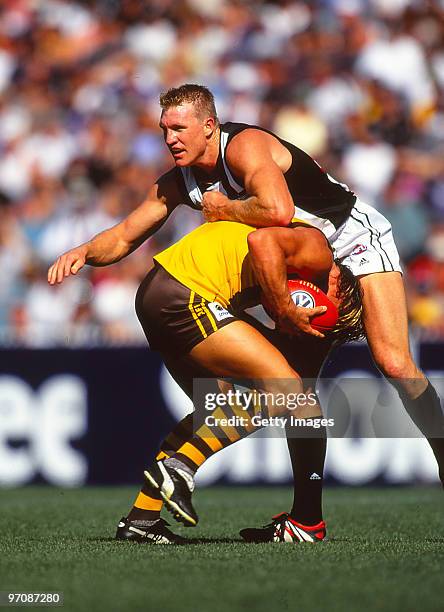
136, 264, 239, 355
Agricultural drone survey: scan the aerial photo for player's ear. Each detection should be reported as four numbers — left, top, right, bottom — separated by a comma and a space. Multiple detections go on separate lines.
204, 117, 216, 137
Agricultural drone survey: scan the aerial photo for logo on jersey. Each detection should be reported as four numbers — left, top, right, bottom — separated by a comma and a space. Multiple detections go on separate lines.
351, 244, 368, 256
207, 302, 234, 322
291, 290, 315, 309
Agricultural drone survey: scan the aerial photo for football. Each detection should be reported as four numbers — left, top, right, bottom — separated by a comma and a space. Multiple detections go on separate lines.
287, 279, 338, 332
262, 279, 338, 332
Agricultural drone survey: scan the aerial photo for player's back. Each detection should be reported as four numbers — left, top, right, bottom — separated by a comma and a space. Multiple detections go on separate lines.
154, 221, 256, 307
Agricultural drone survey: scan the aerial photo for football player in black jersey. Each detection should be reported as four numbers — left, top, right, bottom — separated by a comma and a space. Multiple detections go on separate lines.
48, 84, 443, 541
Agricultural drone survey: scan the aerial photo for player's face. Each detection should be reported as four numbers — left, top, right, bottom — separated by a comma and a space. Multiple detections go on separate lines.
159, 103, 213, 167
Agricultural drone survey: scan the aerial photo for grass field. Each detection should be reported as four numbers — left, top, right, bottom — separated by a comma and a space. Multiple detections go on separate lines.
1, 486, 443, 612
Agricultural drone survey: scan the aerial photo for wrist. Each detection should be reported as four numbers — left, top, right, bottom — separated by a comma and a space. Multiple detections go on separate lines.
83, 243, 92, 263
217, 198, 232, 221
271, 296, 293, 319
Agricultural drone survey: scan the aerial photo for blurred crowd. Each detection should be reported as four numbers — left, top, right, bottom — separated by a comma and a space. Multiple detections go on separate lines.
1, 0, 444, 346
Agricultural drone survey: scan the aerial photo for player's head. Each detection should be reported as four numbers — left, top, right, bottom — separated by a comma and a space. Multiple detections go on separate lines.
160, 84, 218, 123
159, 84, 219, 166
327, 262, 364, 344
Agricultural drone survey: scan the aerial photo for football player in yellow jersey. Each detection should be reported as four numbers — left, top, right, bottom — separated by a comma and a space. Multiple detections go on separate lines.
114, 219, 363, 543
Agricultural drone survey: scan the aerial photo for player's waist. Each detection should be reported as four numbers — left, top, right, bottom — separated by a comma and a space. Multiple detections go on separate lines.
153, 261, 235, 309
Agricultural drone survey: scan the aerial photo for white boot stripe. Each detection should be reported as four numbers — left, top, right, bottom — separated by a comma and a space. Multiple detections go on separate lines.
293, 525, 315, 542
175, 468, 195, 492
158, 462, 174, 497
129, 526, 147, 537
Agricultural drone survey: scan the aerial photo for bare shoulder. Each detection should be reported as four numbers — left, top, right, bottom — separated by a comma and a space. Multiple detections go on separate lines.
298, 226, 333, 268
226, 128, 290, 173
294, 225, 330, 248
226, 128, 277, 157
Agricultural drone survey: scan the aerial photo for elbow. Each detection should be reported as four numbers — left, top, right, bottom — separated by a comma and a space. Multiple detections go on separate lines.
247, 229, 267, 255
268, 203, 294, 227
247, 228, 277, 257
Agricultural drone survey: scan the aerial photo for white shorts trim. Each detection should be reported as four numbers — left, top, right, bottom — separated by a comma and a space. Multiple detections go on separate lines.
329, 200, 402, 276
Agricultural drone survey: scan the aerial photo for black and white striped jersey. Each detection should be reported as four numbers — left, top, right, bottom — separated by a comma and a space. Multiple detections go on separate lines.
175, 121, 356, 237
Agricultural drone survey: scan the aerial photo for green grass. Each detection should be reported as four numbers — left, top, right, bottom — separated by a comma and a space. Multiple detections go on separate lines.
1, 487, 443, 612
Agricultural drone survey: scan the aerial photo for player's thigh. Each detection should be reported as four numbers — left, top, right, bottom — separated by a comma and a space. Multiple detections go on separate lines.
239, 312, 331, 379
359, 272, 409, 353
187, 319, 298, 381
359, 271, 424, 382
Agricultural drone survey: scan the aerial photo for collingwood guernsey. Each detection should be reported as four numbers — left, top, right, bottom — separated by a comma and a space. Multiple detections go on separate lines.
174, 122, 356, 238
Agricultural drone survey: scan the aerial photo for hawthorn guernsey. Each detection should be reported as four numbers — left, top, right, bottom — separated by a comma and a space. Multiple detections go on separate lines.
153, 219, 357, 342
154, 219, 313, 312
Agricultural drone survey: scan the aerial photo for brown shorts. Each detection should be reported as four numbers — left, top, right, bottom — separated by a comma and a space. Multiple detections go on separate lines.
135, 264, 239, 355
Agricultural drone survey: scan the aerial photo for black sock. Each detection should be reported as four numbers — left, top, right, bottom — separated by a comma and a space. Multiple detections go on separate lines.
399, 381, 444, 485
286, 421, 326, 525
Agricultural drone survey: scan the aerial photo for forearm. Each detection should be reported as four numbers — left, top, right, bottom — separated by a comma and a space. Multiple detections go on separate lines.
48, 186, 173, 284
248, 232, 292, 315
85, 197, 169, 266
84, 225, 132, 266
220, 196, 292, 227
247, 227, 329, 338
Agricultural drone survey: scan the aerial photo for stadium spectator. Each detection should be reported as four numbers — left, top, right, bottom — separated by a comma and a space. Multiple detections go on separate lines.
1, 0, 444, 345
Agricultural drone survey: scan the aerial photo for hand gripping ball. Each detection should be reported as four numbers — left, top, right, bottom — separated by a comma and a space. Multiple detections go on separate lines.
286, 279, 338, 332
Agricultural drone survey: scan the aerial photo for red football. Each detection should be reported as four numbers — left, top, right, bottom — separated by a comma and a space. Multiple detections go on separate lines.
287, 279, 338, 332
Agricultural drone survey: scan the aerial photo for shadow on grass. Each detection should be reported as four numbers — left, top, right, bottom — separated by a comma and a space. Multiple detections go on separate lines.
90, 536, 344, 545
90, 537, 245, 545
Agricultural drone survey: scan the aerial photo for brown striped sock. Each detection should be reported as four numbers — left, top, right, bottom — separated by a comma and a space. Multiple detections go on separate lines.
127, 413, 195, 521
169, 403, 259, 474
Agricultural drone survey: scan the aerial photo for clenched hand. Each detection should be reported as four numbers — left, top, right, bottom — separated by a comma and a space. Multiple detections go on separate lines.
202, 191, 230, 222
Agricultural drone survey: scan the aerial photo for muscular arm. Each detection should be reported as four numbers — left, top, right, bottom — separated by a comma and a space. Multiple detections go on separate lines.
202, 129, 295, 227
48, 170, 181, 284
85, 181, 174, 265
247, 226, 332, 337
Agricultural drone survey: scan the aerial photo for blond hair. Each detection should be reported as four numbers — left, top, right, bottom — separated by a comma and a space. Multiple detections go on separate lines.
160, 84, 218, 123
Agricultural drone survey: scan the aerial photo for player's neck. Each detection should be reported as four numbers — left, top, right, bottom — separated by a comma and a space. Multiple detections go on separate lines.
191, 127, 220, 174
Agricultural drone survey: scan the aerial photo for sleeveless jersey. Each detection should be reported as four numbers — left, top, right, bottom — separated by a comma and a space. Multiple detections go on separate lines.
175, 122, 356, 238
154, 221, 257, 310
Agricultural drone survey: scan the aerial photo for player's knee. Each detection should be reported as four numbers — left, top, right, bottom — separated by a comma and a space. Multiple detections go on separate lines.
260, 377, 303, 417
373, 350, 416, 381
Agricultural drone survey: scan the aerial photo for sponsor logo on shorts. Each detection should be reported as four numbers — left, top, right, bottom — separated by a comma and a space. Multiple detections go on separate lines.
359, 257, 369, 266
207, 302, 234, 321
291, 290, 315, 309
351, 243, 368, 256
